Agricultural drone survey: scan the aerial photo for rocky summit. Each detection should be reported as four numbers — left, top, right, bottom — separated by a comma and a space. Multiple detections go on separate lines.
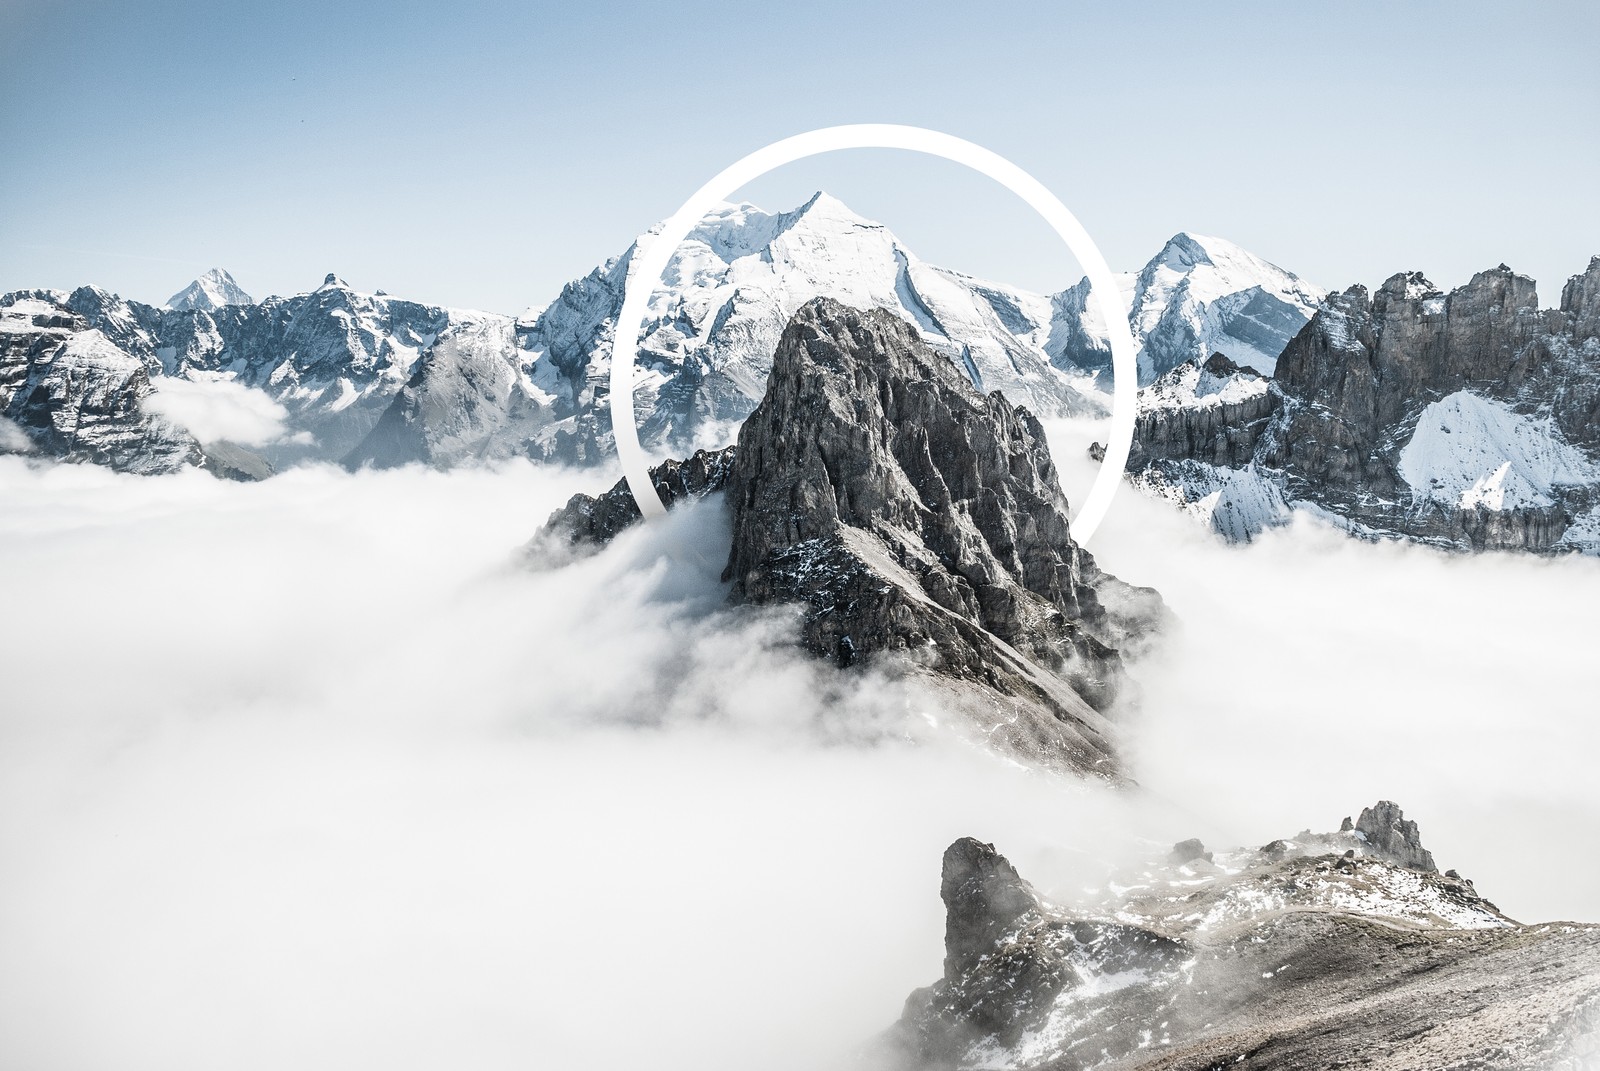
879, 803, 1600, 1070
541, 298, 1164, 778
1128, 256, 1600, 552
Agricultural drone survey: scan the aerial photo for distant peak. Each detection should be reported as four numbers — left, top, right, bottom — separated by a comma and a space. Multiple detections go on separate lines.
317, 273, 350, 291
1156, 232, 1240, 270
166, 267, 253, 311
792, 190, 869, 223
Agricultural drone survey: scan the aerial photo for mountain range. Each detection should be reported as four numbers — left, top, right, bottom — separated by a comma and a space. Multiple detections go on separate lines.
6, 195, 1597, 556
1126, 258, 1600, 552
0, 194, 1319, 476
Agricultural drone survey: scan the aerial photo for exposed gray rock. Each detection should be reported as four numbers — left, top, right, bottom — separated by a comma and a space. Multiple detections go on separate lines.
539, 298, 1165, 777
893, 838, 1188, 1062
0, 292, 266, 479
1128, 256, 1600, 553
1129, 352, 1277, 469
1168, 838, 1211, 865
1355, 799, 1437, 872
879, 808, 1600, 1070
537, 447, 735, 551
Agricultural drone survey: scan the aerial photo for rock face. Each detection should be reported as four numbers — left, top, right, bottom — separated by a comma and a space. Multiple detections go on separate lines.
881, 806, 1600, 1070
1128, 352, 1276, 470
896, 838, 1189, 1058
0, 292, 266, 478
1129, 258, 1600, 552
0, 279, 515, 472
540, 298, 1164, 777
541, 447, 736, 550
1355, 800, 1437, 872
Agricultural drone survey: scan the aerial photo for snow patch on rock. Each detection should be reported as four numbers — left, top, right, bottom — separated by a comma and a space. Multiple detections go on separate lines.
1398, 391, 1596, 511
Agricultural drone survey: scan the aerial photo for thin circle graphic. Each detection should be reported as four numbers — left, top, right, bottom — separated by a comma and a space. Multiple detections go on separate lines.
609, 124, 1136, 546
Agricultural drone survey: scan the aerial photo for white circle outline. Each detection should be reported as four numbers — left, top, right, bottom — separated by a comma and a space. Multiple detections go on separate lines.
609, 123, 1135, 546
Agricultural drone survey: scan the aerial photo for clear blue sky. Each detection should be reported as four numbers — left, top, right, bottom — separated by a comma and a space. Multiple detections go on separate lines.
2, 0, 1596, 313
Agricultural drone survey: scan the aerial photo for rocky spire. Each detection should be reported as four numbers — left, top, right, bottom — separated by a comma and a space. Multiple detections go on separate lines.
540, 298, 1165, 777
1356, 800, 1437, 872
940, 838, 1045, 981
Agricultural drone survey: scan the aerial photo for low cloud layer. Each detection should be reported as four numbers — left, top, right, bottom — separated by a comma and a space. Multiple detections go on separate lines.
0, 444, 1596, 1069
142, 376, 308, 446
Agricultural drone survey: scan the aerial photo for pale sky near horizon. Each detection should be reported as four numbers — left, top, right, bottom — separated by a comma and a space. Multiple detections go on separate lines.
2, 0, 1596, 314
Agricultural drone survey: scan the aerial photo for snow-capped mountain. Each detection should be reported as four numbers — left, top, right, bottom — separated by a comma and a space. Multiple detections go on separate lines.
1125, 257, 1600, 553
0, 291, 268, 478
0, 277, 515, 470
1052, 232, 1325, 385
368, 192, 1109, 468
2, 195, 1327, 478
166, 268, 253, 312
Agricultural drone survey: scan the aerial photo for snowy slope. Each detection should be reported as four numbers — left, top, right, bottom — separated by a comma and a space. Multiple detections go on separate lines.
507, 192, 1106, 461
166, 268, 253, 312
5, 196, 1328, 476
1398, 391, 1596, 510
1139, 353, 1270, 413
1051, 232, 1324, 384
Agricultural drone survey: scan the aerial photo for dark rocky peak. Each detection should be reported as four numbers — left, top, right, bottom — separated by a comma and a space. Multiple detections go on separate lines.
724, 297, 1106, 623
317, 273, 350, 291
1201, 351, 1253, 378
539, 297, 1163, 776
887, 820, 1599, 1070
541, 446, 735, 551
1169, 837, 1212, 864
1561, 254, 1600, 340
720, 300, 1159, 734
1355, 800, 1437, 872
1376, 269, 1440, 303
940, 838, 1045, 980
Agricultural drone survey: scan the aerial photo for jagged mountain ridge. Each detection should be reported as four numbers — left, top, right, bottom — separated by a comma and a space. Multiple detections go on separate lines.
405, 192, 1115, 466
1050, 231, 1323, 385
540, 299, 1165, 778
0, 291, 269, 479
0, 196, 1314, 477
1126, 257, 1600, 552
0, 278, 517, 470
882, 803, 1600, 1070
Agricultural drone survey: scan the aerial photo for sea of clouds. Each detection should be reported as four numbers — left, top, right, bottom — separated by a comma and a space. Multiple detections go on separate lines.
0, 439, 1596, 1070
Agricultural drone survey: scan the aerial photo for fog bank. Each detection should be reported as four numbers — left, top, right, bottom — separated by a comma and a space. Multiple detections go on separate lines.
1, 448, 1597, 1069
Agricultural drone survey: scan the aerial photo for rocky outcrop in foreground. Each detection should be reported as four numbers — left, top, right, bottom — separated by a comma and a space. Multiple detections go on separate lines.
1129, 257, 1600, 553
880, 803, 1600, 1070
541, 298, 1164, 778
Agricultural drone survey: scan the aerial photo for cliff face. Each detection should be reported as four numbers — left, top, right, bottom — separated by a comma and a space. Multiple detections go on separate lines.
1128, 353, 1277, 470
882, 805, 1600, 1070
0, 292, 266, 479
1127, 257, 1600, 552
540, 298, 1164, 778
